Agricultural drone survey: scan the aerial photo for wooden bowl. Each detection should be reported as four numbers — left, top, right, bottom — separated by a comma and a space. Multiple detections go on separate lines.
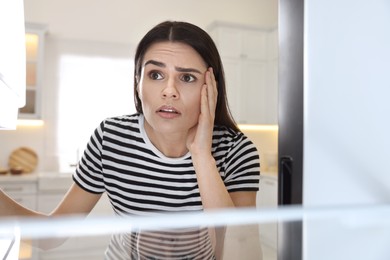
8, 147, 38, 174
10, 166, 24, 175
0, 167, 9, 175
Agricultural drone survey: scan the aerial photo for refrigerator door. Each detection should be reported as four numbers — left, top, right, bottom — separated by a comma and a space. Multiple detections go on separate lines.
303, 1, 390, 259
278, 0, 304, 259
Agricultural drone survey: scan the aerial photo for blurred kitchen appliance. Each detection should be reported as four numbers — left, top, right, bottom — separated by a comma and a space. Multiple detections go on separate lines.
0, 0, 26, 129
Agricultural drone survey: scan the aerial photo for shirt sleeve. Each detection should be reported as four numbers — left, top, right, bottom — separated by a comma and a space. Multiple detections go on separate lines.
72, 120, 106, 194
223, 133, 261, 192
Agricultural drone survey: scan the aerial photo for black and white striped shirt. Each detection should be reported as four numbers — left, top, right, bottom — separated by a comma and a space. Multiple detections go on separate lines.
73, 113, 260, 259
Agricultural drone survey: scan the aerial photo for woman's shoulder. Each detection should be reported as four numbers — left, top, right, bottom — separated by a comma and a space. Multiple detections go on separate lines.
104, 113, 140, 123
101, 113, 139, 126
99, 113, 141, 132
212, 125, 259, 158
213, 125, 247, 143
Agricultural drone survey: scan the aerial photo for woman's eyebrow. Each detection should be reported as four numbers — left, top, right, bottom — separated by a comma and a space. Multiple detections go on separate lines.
144, 59, 203, 74
144, 59, 165, 68
175, 66, 202, 74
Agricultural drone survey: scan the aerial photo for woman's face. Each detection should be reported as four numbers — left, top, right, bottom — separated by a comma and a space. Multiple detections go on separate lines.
137, 41, 208, 136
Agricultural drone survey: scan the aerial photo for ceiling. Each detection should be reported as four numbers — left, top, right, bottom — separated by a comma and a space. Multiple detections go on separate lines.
24, 0, 278, 45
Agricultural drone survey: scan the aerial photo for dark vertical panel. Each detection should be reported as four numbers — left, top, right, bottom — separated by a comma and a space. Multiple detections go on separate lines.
278, 0, 304, 259
278, 0, 304, 206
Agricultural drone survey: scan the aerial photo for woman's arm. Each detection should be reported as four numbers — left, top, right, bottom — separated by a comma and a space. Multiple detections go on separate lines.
0, 183, 101, 218
191, 154, 257, 209
191, 154, 235, 209
187, 68, 235, 209
1, 183, 102, 250
50, 183, 102, 216
187, 67, 258, 209
0, 188, 47, 217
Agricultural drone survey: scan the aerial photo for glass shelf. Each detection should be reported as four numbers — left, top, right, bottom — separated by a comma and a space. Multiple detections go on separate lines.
1, 204, 389, 260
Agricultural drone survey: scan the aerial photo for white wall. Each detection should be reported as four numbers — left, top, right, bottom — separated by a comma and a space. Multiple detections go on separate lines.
24, 0, 278, 45
303, 1, 390, 259
0, 37, 133, 171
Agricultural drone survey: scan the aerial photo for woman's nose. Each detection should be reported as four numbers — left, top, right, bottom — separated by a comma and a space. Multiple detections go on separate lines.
161, 79, 179, 99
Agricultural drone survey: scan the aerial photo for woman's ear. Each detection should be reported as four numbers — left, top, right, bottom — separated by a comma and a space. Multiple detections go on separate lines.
135, 75, 140, 92
135, 75, 142, 100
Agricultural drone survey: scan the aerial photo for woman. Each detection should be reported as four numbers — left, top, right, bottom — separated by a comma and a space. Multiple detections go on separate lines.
0, 21, 260, 259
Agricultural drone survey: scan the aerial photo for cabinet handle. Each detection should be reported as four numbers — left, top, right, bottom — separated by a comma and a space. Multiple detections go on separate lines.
3, 187, 23, 192
279, 156, 293, 205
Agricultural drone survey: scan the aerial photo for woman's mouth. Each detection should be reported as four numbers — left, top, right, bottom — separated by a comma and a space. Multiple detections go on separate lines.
157, 106, 181, 118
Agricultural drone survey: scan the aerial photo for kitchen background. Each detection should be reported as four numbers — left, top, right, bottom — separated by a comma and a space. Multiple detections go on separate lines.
0, 0, 279, 175
2, 1, 390, 260
1, 1, 279, 259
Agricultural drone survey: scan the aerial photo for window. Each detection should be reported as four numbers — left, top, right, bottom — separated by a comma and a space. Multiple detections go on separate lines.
57, 54, 135, 172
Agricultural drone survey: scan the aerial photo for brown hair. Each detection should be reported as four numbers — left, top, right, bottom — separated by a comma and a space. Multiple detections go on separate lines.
133, 21, 239, 132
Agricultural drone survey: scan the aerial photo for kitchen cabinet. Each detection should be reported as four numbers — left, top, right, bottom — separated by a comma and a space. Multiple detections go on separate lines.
36, 174, 113, 260
208, 22, 278, 124
0, 174, 112, 260
257, 174, 278, 249
224, 224, 263, 260
36, 198, 112, 260
209, 24, 268, 60
223, 59, 269, 124
19, 23, 47, 119
0, 175, 38, 260
0, 176, 37, 211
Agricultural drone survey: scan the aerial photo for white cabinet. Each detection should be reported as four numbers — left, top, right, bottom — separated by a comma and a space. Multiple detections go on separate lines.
257, 174, 278, 208
257, 174, 278, 249
36, 175, 113, 260
37, 193, 112, 260
19, 23, 47, 119
223, 224, 263, 260
211, 25, 268, 60
1, 174, 113, 260
268, 29, 279, 60
222, 58, 268, 124
0, 176, 38, 260
208, 22, 278, 124
0, 178, 37, 210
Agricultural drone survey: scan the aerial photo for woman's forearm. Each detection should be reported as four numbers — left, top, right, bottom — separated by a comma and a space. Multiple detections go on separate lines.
192, 154, 234, 210
1, 188, 73, 250
0, 189, 47, 218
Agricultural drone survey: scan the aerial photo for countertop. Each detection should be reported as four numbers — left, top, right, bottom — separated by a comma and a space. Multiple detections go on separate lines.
1, 170, 278, 188
0, 172, 39, 182
0, 172, 73, 191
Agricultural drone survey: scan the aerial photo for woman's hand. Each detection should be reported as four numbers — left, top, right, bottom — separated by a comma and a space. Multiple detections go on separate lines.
186, 68, 235, 210
186, 67, 218, 157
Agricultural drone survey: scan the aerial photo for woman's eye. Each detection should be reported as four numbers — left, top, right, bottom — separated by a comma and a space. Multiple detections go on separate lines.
181, 74, 196, 83
149, 71, 163, 80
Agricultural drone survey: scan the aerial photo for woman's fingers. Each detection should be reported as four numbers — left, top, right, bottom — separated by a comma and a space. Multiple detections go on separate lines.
205, 67, 217, 119
200, 83, 209, 119
187, 68, 217, 153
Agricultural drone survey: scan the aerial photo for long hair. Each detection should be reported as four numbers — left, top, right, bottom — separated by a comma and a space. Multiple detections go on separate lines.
133, 21, 239, 132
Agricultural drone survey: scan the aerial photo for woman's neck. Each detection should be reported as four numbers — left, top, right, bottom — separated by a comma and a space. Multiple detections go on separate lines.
143, 120, 189, 158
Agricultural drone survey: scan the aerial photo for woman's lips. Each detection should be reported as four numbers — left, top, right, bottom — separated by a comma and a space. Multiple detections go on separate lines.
156, 105, 181, 118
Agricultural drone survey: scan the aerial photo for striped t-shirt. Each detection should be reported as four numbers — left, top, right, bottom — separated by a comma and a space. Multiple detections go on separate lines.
73, 113, 260, 259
